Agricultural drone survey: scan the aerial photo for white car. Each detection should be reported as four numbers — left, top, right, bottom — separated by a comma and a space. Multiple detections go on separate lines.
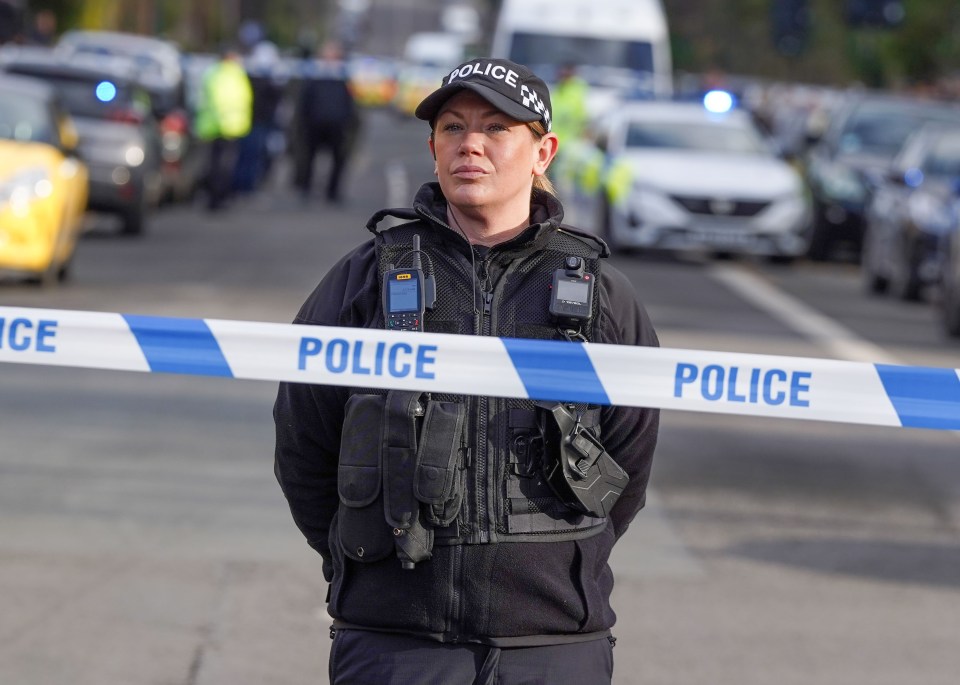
560, 101, 811, 259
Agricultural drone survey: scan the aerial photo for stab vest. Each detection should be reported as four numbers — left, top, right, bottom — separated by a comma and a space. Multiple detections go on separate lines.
335, 203, 613, 570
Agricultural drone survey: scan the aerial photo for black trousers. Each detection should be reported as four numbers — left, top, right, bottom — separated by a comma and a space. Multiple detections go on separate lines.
329, 629, 615, 685
293, 125, 350, 201
206, 137, 240, 210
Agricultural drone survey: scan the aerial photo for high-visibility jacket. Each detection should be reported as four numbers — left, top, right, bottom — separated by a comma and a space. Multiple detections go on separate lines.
551, 75, 589, 145
605, 156, 635, 208
195, 59, 253, 141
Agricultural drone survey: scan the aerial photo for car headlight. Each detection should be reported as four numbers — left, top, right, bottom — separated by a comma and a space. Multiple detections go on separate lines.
0, 167, 52, 215
909, 194, 956, 234
818, 163, 866, 202
124, 145, 146, 167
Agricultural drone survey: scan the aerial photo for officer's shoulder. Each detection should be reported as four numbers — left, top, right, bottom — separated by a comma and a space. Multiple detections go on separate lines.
298, 240, 377, 325
365, 208, 424, 239
556, 224, 611, 258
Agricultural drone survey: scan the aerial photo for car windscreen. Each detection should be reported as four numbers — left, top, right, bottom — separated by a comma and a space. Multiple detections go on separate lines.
924, 135, 960, 178
64, 46, 181, 113
625, 120, 767, 154
0, 93, 53, 144
5, 71, 146, 121
508, 33, 654, 81
840, 102, 960, 157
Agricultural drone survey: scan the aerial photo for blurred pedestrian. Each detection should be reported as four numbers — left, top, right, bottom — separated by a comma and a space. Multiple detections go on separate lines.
291, 41, 359, 204
274, 57, 659, 684
0, 1, 23, 45
195, 45, 253, 211
551, 62, 589, 145
548, 62, 591, 194
26, 8, 56, 46
233, 40, 285, 194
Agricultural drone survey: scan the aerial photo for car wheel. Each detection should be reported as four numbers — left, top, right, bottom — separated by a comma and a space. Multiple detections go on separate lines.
889, 245, 922, 301
939, 276, 960, 337
767, 254, 797, 266
598, 196, 623, 255
121, 200, 147, 236
861, 229, 888, 294
806, 208, 831, 261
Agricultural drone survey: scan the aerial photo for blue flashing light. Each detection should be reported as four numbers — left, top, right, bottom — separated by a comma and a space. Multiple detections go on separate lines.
904, 167, 924, 188
703, 89, 735, 114
95, 81, 118, 103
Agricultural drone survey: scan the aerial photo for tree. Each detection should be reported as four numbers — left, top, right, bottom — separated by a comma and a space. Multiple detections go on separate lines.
771, 0, 810, 57
844, 0, 905, 28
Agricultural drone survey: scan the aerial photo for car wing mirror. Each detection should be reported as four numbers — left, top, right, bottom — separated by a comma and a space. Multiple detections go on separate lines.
59, 116, 80, 154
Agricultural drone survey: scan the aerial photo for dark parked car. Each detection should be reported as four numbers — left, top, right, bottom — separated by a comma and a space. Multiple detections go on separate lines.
0, 45, 164, 234
804, 93, 960, 261
862, 125, 960, 301
55, 30, 205, 204
939, 219, 960, 338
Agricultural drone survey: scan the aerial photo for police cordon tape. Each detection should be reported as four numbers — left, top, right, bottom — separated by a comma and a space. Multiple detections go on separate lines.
1, 305, 959, 430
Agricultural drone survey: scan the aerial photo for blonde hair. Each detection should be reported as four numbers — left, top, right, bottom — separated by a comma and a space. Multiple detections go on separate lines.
527, 121, 557, 197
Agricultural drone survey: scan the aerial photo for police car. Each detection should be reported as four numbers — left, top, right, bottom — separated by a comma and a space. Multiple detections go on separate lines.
558, 98, 811, 259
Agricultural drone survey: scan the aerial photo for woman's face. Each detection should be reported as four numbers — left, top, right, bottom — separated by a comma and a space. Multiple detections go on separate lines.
429, 91, 555, 214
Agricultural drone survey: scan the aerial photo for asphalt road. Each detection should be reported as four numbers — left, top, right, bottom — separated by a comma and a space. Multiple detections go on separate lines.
1, 108, 959, 685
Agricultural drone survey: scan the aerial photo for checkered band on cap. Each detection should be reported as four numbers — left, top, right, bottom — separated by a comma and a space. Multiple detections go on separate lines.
520, 84, 551, 131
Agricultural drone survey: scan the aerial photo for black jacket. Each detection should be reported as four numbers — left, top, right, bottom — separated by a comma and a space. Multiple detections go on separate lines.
274, 183, 659, 646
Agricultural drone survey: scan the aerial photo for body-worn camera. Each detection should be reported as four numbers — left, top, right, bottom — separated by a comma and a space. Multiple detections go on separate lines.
549, 256, 594, 326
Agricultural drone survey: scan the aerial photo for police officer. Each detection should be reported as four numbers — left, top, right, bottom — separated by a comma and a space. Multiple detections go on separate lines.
274, 58, 659, 685
547, 62, 594, 203
551, 62, 589, 146
291, 41, 359, 204
195, 45, 253, 211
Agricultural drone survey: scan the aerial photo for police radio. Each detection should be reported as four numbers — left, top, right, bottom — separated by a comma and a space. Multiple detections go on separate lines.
383, 234, 435, 331
549, 256, 594, 328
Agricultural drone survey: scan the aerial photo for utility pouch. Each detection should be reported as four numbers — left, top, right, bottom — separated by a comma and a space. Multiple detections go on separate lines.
337, 394, 393, 563
414, 400, 466, 527
537, 402, 629, 518
383, 390, 434, 570
507, 408, 545, 477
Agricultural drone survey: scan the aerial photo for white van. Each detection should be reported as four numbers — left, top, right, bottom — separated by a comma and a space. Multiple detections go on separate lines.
490, 0, 672, 104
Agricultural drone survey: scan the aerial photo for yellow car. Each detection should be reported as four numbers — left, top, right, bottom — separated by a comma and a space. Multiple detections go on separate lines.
393, 64, 448, 117
347, 55, 398, 108
0, 74, 89, 285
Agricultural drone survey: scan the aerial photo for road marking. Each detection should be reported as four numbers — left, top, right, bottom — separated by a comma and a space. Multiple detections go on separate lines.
380, 161, 409, 229
710, 264, 901, 364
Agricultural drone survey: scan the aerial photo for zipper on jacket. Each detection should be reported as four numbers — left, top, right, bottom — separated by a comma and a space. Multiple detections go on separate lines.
475, 251, 493, 544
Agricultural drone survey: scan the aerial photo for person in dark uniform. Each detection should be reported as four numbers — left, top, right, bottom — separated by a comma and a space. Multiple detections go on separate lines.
291, 41, 359, 204
274, 58, 659, 684
233, 41, 285, 194
0, 1, 24, 45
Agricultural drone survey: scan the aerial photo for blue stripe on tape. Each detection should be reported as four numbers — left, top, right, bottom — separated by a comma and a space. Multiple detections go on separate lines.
502, 338, 610, 405
123, 315, 233, 377
875, 364, 960, 430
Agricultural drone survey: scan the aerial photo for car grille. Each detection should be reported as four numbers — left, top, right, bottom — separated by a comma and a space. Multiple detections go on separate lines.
671, 195, 770, 217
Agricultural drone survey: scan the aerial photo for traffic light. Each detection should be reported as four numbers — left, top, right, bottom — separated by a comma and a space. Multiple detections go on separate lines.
771, 0, 810, 57
844, 0, 905, 28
